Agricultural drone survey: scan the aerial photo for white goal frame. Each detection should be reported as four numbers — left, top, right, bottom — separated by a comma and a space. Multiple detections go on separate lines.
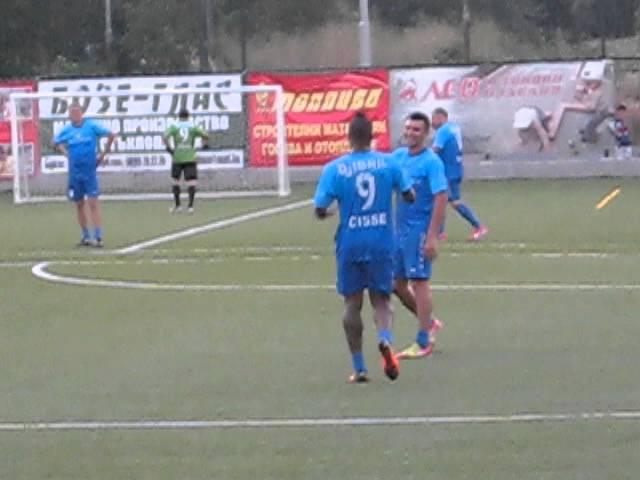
10, 85, 289, 204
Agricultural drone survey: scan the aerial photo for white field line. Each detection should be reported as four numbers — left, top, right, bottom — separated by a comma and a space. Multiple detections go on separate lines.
31, 262, 640, 292
1, 411, 640, 432
15, 246, 320, 258
0, 261, 37, 268
116, 199, 313, 254
12, 248, 640, 261
5, 249, 639, 269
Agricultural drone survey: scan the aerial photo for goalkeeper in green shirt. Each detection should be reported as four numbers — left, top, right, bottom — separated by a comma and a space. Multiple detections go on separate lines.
163, 109, 209, 214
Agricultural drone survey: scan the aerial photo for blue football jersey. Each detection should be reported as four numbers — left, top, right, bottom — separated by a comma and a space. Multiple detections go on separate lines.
433, 121, 464, 180
314, 150, 412, 261
54, 119, 112, 175
393, 147, 448, 237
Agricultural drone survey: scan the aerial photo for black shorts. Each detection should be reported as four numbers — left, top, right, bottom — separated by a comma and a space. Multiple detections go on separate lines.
171, 162, 198, 181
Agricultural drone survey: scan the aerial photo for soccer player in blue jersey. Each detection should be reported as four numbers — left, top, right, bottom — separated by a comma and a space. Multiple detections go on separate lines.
314, 112, 414, 383
393, 112, 448, 360
431, 108, 488, 241
54, 103, 115, 247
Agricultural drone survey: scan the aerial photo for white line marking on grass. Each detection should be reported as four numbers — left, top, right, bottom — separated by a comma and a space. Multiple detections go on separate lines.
116, 200, 313, 254
31, 262, 640, 292
1, 411, 640, 432
12, 247, 640, 260
0, 261, 36, 268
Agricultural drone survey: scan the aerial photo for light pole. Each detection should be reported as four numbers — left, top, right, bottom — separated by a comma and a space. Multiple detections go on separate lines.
358, 0, 372, 67
462, 0, 471, 63
105, 0, 113, 56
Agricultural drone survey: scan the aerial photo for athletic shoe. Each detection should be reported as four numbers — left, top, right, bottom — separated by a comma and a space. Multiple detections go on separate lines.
76, 238, 92, 247
469, 225, 489, 241
187, 207, 195, 215
93, 239, 104, 248
170, 206, 182, 214
378, 341, 400, 381
429, 317, 443, 336
347, 371, 370, 384
395, 342, 433, 360
437, 232, 448, 242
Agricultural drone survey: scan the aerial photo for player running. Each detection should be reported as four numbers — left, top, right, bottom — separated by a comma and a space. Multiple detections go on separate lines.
393, 112, 448, 360
163, 109, 209, 214
431, 108, 488, 241
314, 112, 414, 383
54, 103, 115, 248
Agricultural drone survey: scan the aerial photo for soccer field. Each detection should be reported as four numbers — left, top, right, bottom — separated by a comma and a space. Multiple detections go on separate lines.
1, 178, 639, 480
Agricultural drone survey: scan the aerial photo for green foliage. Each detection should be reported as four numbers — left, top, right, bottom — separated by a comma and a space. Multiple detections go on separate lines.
0, 0, 639, 77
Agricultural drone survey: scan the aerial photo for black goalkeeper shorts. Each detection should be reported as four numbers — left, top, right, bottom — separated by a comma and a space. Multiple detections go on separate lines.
171, 162, 198, 181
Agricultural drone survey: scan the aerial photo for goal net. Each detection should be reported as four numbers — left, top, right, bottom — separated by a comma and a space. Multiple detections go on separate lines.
10, 84, 289, 203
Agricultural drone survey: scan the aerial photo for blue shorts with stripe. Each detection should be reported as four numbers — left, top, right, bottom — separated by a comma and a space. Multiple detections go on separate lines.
68, 174, 100, 202
393, 232, 432, 281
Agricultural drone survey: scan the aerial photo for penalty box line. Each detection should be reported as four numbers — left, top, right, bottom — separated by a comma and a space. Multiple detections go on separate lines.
116, 199, 313, 255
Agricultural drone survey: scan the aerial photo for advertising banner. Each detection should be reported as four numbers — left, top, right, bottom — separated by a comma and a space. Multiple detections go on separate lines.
0, 80, 38, 179
391, 60, 617, 157
38, 75, 244, 173
248, 70, 391, 167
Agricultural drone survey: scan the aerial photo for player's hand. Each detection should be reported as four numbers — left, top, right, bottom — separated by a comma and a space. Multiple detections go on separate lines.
424, 237, 438, 261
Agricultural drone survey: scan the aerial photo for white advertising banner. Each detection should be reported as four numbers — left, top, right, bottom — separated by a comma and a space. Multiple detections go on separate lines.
391, 60, 617, 157
38, 74, 245, 173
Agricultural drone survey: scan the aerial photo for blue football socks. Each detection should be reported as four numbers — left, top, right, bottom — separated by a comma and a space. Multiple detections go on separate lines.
454, 203, 481, 228
352, 352, 366, 374
416, 329, 430, 349
378, 328, 394, 346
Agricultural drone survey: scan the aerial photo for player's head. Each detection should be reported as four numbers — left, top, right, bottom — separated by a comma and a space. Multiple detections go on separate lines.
68, 102, 84, 126
615, 104, 627, 119
431, 108, 448, 129
404, 112, 430, 150
349, 111, 373, 151
178, 108, 190, 120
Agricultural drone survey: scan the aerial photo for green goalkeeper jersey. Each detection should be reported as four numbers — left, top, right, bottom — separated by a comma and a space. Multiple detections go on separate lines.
165, 121, 207, 164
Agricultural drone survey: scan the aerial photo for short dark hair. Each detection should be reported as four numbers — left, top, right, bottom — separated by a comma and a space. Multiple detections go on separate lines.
433, 107, 448, 117
407, 111, 430, 130
349, 111, 373, 146
178, 108, 190, 119
616, 104, 627, 112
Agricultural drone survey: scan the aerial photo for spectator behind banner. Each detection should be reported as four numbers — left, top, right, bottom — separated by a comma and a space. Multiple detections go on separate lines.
547, 61, 615, 145
609, 104, 633, 160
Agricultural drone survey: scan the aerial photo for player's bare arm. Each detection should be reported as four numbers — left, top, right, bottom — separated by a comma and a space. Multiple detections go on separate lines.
98, 132, 116, 165
424, 191, 448, 261
162, 133, 174, 154
314, 207, 335, 219
402, 188, 416, 203
54, 143, 68, 157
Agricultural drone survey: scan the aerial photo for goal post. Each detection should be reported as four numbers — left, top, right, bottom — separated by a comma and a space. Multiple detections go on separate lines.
10, 84, 289, 204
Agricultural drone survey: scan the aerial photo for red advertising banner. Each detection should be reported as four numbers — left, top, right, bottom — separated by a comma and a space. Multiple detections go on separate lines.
0, 80, 38, 180
248, 70, 390, 167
